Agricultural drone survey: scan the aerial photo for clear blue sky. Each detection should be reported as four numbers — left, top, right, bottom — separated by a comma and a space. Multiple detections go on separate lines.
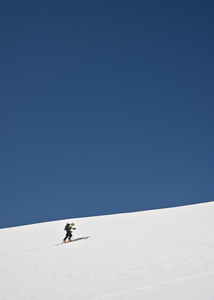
1, 0, 214, 228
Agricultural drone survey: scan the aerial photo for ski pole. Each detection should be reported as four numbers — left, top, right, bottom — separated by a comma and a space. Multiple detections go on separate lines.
72, 230, 75, 241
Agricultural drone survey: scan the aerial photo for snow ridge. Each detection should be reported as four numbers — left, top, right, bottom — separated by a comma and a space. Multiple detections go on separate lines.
1, 202, 214, 300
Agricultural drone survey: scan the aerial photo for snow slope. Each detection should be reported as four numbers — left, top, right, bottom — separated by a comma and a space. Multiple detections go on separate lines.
1, 202, 214, 300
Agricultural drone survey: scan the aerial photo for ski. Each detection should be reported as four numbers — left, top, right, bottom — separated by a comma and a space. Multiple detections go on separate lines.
55, 240, 73, 246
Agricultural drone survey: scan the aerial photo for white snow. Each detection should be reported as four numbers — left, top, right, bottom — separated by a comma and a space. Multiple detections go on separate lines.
1, 202, 214, 300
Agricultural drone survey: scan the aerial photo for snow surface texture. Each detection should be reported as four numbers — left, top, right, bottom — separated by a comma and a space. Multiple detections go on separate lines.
1, 202, 214, 300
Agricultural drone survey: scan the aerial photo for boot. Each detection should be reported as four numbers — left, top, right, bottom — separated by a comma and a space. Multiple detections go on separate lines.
68, 239, 72, 242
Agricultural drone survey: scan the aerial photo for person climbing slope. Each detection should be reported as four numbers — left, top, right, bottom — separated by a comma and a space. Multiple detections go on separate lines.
63, 222, 76, 243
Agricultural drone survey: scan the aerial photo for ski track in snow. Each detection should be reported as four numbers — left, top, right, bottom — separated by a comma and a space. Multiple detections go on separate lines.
96, 270, 214, 300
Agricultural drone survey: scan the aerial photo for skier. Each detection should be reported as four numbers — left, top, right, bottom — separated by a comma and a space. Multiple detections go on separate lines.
63, 222, 76, 243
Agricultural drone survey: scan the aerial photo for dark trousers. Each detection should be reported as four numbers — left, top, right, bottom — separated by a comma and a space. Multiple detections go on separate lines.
64, 231, 72, 241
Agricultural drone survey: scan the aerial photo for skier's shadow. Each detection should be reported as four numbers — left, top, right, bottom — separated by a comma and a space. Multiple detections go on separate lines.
72, 236, 90, 242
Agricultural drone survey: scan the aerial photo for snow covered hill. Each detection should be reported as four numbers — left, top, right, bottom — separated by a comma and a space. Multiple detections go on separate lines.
1, 202, 214, 300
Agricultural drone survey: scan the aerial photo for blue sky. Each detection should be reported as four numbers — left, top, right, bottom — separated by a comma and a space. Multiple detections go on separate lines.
1, 0, 214, 228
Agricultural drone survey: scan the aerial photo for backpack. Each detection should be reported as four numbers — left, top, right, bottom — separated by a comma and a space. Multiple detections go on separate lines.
64, 223, 69, 231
